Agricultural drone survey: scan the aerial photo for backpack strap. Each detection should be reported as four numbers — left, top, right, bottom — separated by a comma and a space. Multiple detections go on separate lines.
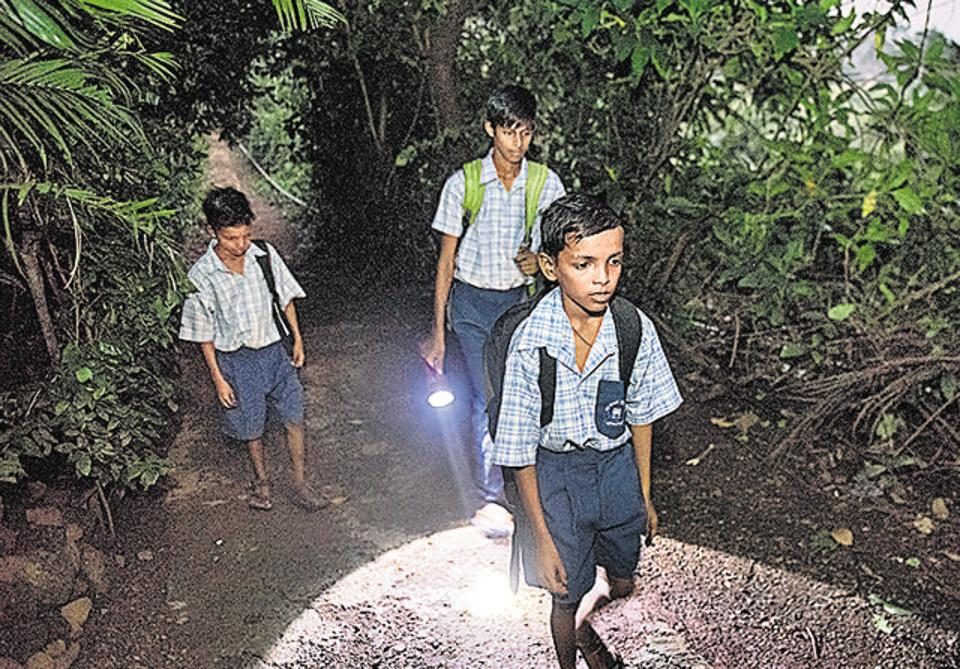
610, 296, 642, 386
537, 348, 556, 428
537, 296, 642, 426
461, 159, 485, 230
252, 240, 291, 339
523, 161, 548, 247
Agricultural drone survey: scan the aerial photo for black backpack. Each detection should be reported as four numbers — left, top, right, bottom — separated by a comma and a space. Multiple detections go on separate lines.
482, 293, 643, 592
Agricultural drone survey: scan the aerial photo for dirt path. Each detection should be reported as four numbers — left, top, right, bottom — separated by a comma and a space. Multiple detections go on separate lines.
76, 144, 959, 668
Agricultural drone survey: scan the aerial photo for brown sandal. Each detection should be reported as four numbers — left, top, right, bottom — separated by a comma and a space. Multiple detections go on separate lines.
248, 481, 273, 511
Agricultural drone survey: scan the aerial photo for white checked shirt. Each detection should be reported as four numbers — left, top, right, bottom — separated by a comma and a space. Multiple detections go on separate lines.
431, 151, 565, 290
490, 288, 683, 468
179, 240, 305, 352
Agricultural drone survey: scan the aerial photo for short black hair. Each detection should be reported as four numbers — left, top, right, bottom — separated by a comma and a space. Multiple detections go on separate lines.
540, 193, 623, 258
202, 187, 255, 230
485, 85, 537, 130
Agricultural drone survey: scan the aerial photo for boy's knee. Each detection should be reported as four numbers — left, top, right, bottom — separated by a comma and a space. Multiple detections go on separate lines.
608, 575, 634, 600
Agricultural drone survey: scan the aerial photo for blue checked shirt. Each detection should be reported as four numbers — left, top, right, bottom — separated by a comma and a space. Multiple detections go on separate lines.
179, 240, 305, 352
490, 288, 683, 468
431, 151, 565, 290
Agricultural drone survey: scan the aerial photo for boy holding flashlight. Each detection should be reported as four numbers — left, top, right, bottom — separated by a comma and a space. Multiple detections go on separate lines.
421, 85, 565, 536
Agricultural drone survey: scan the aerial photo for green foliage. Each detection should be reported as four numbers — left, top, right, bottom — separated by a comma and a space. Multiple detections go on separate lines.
245, 60, 313, 202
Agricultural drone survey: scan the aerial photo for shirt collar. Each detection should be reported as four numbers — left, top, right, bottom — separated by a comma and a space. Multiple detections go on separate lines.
515, 287, 618, 373
481, 150, 529, 187
198, 238, 266, 275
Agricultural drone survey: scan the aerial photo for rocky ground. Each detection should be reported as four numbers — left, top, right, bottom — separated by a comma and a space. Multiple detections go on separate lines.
1, 142, 958, 668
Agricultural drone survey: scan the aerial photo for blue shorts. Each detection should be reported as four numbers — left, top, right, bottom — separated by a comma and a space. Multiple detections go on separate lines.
215, 342, 304, 442
529, 444, 645, 605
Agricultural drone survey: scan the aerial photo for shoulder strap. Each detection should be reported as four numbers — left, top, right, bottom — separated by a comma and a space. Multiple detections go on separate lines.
610, 296, 642, 387
252, 240, 290, 338
523, 161, 548, 247
461, 159, 485, 230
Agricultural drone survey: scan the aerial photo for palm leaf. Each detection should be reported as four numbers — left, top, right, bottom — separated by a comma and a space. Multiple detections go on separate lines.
0, 57, 143, 169
272, 0, 345, 32
1, 180, 175, 273
4, 0, 77, 49
67, 0, 180, 31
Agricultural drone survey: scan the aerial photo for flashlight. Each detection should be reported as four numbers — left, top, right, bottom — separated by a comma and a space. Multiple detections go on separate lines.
424, 360, 455, 408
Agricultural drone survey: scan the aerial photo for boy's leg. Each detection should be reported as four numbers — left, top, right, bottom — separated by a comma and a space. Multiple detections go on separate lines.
284, 422, 328, 511
448, 282, 525, 509
248, 438, 268, 482
262, 343, 327, 511
246, 438, 272, 510
550, 600, 579, 669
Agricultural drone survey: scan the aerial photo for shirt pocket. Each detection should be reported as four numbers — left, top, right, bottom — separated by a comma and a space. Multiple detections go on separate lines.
595, 379, 627, 439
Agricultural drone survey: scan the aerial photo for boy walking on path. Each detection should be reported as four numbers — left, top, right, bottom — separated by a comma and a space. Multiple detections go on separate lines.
179, 187, 326, 512
421, 85, 565, 536
490, 194, 682, 668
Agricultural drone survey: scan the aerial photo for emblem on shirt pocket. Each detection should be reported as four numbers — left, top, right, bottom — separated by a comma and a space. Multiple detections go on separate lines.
595, 379, 626, 438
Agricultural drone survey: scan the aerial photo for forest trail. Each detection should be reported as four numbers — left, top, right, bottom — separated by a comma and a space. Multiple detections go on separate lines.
74, 142, 958, 668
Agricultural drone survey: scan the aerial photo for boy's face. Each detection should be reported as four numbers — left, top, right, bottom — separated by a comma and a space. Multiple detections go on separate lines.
539, 227, 625, 318
484, 121, 533, 167
213, 224, 253, 260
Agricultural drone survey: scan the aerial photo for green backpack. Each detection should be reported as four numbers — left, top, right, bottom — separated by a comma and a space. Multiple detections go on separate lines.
460, 158, 549, 249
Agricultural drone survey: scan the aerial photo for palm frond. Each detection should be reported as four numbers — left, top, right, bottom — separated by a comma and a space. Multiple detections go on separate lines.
67, 0, 180, 31
1, 1, 45, 54
129, 49, 177, 81
0, 57, 144, 169
273, 0, 345, 32
3, 0, 78, 50
1, 180, 175, 273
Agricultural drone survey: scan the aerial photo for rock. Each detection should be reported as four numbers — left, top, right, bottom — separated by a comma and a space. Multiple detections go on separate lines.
0, 657, 25, 669
26, 482, 47, 502
20, 548, 80, 605
61, 597, 92, 638
25, 640, 79, 669
0, 525, 18, 554
65, 525, 83, 544
136, 550, 153, 562
24, 653, 54, 669
80, 545, 108, 594
25, 508, 63, 528
0, 555, 23, 583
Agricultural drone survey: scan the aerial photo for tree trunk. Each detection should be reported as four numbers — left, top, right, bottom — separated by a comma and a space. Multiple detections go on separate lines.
20, 229, 59, 363
427, 0, 470, 130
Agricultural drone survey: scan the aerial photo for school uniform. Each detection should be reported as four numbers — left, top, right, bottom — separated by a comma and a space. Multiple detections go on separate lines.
432, 151, 565, 504
179, 240, 306, 441
490, 287, 682, 604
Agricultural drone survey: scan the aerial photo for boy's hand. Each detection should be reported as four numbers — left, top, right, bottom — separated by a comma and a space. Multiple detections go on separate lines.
514, 248, 539, 276
214, 377, 237, 408
537, 538, 568, 595
292, 338, 305, 368
419, 336, 445, 374
645, 500, 659, 546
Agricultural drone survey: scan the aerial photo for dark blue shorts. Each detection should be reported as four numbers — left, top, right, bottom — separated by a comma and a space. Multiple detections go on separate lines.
215, 342, 304, 442
528, 444, 645, 605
